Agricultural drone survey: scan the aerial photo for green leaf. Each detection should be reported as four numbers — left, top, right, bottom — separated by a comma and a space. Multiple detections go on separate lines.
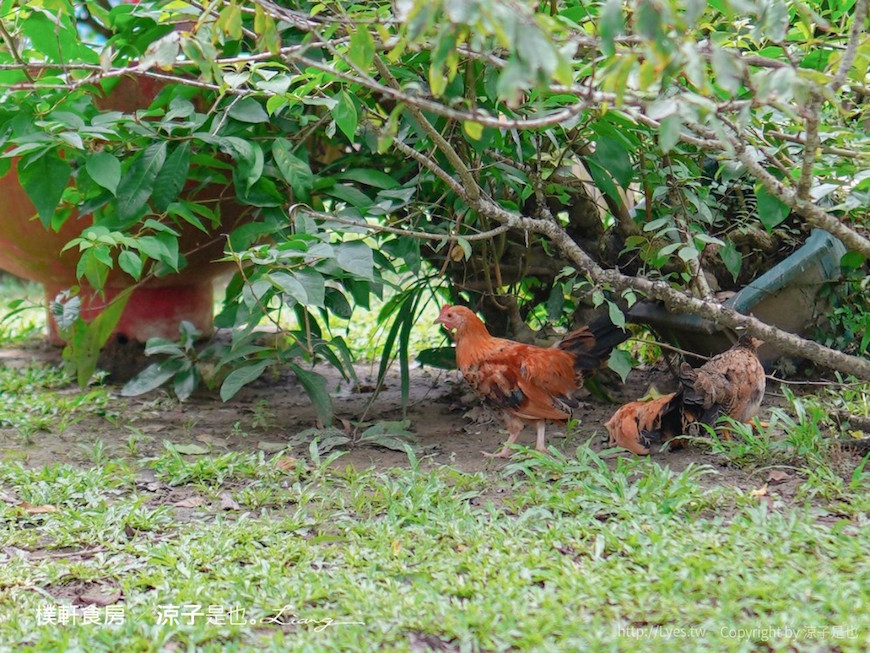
66, 288, 133, 388
272, 140, 313, 201
294, 269, 325, 307
324, 184, 372, 210
220, 360, 272, 401
332, 91, 358, 142
269, 271, 308, 305
151, 143, 191, 212
416, 346, 456, 370
593, 134, 632, 187
122, 359, 185, 397
216, 1, 243, 39
223, 137, 264, 190
607, 349, 632, 383
76, 249, 111, 291
325, 288, 352, 319
658, 114, 681, 153
348, 28, 375, 70
289, 364, 334, 425
711, 47, 742, 95
85, 152, 121, 196
228, 97, 269, 123
840, 251, 866, 272
607, 300, 626, 329
678, 246, 699, 262
21, 10, 98, 64
584, 157, 621, 204
463, 121, 483, 140
336, 169, 399, 189
755, 186, 790, 231
719, 240, 742, 281
118, 250, 144, 280
19, 152, 71, 228
336, 241, 374, 280
599, 0, 624, 57
117, 142, 168, 222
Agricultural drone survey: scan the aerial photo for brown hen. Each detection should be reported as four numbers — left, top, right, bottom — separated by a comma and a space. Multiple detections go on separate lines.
606, 333, 766, 454
435, 305, 628, 457
680, 333, 766, 430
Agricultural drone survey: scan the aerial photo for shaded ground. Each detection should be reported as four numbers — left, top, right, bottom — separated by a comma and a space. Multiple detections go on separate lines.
0, 338, 832, 505
3, 339, 869, 651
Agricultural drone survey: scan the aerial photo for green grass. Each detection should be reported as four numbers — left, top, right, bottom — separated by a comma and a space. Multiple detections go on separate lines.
0, 364, 116, 443
0, 275, 45, 344
1, 446, 868, 652
2, 277, 869, 650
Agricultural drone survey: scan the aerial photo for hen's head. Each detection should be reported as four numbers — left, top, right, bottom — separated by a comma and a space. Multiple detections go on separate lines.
735, 328, 763, 351
434, 305, 477, 332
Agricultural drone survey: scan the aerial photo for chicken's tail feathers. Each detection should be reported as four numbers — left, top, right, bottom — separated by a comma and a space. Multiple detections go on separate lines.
558, 314, 630, 371
678, 362, 706, 407
606, 391, 683, 454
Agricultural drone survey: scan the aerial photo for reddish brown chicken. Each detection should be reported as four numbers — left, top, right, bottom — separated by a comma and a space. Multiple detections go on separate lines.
680, 333, 766, 429
435, 305, 628, 457
606, 333, 766, 455
605, 392, 682, 455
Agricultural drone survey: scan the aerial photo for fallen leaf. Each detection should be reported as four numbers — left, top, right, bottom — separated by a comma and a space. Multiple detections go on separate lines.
172, 496, 205, 508
767, 470, 791, 484
135, 470, 158, 485
219, 492, 240, 511
19, 502, 58, 514
257, 441, 287, 453
750, 484, 768, 498
78, 586, 122, 607
173, 443, 210, 455
274, 455, 299, 472
0, 490, 18, 504
197, 434, 229, 447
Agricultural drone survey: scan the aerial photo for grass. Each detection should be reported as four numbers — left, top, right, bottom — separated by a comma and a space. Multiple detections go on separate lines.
0, 276, 45, 344
2, 275, 870, 650
0, 364, 116, 444
0, 448, 868, 651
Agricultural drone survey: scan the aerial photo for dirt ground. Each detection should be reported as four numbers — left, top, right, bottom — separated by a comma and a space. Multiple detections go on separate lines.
0, 336, 821, 506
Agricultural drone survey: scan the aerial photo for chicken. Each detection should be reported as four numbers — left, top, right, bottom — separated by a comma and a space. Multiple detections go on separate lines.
605, 333, 766, 455
679, 333, 766, 430
434, 304, 628, 457
605, 392, 682, 455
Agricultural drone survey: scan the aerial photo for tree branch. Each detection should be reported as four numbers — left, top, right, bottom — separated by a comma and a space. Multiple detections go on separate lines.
474, 199, 870, 378
830, 0, 869, 91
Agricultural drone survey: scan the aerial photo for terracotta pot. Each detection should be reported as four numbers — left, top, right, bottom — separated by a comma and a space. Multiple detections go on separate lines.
0, 75, 255, 344
0, 155, 251, 344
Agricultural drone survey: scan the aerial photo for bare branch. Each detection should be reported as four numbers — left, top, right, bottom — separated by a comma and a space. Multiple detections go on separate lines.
796, 93, 823, 201
830, 0, 869, 91
474, 198, 870, 379
683, 119, 870, 258
292, 206, 510, 242
371, 55, 481, 203
765, 130, 865, 159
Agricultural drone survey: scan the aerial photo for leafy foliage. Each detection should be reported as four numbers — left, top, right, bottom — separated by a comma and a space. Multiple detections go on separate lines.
1, 0, 868, 403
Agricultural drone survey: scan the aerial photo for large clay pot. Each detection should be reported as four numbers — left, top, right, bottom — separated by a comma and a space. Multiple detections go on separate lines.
0, 157, 250, 343
0, 76, 250, 344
